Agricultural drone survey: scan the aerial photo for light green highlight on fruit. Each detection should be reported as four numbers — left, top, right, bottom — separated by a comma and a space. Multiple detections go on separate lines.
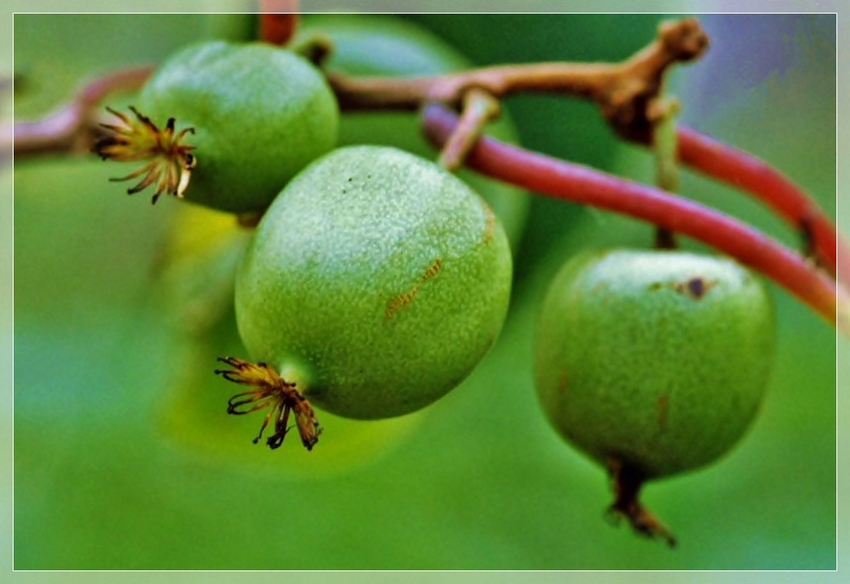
236, 145, 512, 419
139, 40, 339, 213
534, 249, 776, 479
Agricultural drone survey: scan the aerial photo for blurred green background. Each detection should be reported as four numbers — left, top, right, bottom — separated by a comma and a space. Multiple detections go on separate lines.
8, 5, 839, 575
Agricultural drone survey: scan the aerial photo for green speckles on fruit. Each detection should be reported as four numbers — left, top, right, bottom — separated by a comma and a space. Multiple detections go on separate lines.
126, 40, 339, 212
534, 248, 776, 480
235, 145, 512, 421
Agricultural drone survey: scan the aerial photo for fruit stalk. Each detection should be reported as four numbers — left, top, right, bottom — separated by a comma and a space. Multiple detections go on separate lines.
607, 458, 676, 547
650, 94, 681, 250
422, 103, 845, 331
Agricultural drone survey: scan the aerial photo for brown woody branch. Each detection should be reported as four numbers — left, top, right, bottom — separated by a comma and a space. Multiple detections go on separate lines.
9, 18, 702, 158
330, 18, 708, 144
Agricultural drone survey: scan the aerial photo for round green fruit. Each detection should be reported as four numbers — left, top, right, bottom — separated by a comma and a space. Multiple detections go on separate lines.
114, 40, 339, 212
235, 145, 512, 422
534, 249, 776, 480
296, 14, 529, 252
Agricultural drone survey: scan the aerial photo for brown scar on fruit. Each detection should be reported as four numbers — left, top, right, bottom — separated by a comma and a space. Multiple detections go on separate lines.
482, 202, 495, 245
386, 258, 443, 318
558, 372, 569, 393
606, 457, 677, 548
657, 394, 669, 431
558, 372, 570, 410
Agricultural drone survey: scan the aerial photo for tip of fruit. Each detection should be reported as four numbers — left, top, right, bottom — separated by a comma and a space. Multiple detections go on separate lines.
94, 106, 196, 204
607, 457, 677, 548
216, 357, 322, 451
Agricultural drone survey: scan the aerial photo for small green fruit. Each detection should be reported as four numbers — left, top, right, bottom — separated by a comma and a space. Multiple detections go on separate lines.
534, 248, 775, 544
229, 145, 512, 446
98, 41, 339, 212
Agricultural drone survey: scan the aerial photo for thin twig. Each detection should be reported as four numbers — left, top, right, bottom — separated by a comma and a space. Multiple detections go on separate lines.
650, 95, 681, 249
422, 104, 846, 331
7, 65, 153, 159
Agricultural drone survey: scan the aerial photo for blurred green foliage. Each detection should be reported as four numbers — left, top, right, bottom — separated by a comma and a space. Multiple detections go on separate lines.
12, 11, 836, 571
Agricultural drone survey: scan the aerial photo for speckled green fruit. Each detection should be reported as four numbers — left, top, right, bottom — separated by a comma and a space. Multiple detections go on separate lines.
139, 40, 338, 213
235, 145, 512, 419
296, 14, 529, 252
534, 249, 775, 479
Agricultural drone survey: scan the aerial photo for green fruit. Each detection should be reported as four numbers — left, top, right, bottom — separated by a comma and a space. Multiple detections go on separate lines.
296, 14, 529, 252
235, 145, 512, 421
534, 249, 775, 479
118, 40, 339, 212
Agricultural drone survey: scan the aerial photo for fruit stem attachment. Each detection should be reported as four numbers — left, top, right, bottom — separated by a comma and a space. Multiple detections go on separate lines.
650, 93, 681, 250
289, 32, 335, 67
215, 357, 321, 451
607, 457, 677, 548
437, 88, 501, 171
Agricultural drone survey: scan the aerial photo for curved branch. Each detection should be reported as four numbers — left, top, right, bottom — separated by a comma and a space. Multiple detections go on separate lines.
7, 65, 153, 158
676, 125, 844, 284
422, 104, 845, 331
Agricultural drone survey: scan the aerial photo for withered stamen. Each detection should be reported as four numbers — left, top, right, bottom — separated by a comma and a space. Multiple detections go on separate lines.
94, 106, 196, 204
215, 357, 322, 451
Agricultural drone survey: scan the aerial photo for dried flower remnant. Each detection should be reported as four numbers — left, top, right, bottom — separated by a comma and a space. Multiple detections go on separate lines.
215, 357, 322, 451
94, 106, 197, 204
606, 457, 677, 548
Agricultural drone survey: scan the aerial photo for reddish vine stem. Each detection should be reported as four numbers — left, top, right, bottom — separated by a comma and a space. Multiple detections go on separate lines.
324, 17, 839, 281
7, 16, 842, 318
258, 0, 300, 45
676, 125, 844, 283
422, 104, 845, 331
9, 65, 154, 158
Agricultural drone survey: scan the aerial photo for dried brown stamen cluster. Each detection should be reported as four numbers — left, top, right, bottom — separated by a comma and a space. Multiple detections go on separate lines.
94, 106, 196, 204
215, 357, 321, 450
